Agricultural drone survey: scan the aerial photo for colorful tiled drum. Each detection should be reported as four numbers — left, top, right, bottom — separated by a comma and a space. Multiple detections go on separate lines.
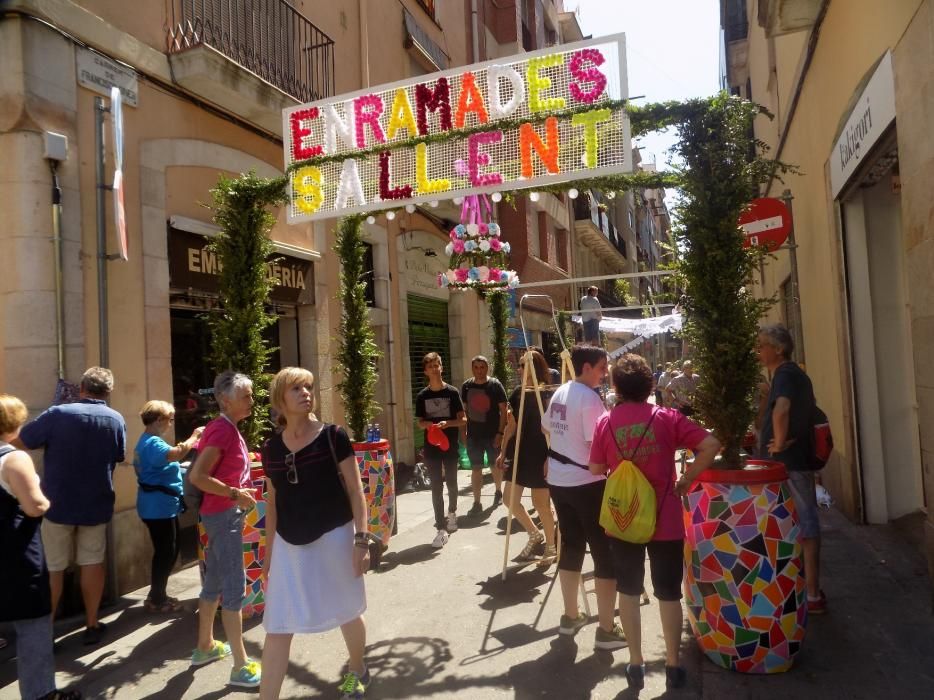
683, 460, 807, 673
352, 440, 396, 546
197, 464, 267, 619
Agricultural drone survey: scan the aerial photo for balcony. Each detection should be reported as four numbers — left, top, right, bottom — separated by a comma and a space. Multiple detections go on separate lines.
573, 192, 628, 273
760, 0, 822, 37
166, 0, 335, 133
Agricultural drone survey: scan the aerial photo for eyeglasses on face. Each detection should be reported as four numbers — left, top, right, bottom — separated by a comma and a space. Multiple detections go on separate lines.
285, 452, 298, 484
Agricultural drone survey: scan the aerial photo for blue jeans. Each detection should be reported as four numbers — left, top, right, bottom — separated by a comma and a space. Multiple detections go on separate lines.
13, 614, 56, 699
200, 507, 245, 611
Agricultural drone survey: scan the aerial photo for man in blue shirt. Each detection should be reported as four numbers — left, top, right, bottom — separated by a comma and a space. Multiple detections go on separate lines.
14, 367, 127, 645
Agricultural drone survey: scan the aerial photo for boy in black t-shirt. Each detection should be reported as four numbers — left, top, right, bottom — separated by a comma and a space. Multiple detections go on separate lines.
461, 355, 508, 515
415, 352, 466, 549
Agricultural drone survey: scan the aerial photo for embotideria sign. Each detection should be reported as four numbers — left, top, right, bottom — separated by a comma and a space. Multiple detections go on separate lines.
283, 34, 630, 222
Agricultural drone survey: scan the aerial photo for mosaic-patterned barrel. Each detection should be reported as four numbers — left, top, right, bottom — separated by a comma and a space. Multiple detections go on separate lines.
352, 440, 396, 547
683, 460, 807, 673
198, 465, 267, 619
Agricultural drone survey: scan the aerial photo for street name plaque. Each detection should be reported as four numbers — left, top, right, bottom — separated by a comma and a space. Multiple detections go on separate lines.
283, 34, 630, 222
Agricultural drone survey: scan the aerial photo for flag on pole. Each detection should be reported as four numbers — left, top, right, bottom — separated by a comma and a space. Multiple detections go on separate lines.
111, 86, 128, 261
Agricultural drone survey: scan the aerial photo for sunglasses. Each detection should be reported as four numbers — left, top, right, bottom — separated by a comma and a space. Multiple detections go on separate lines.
285, 452, 298, 484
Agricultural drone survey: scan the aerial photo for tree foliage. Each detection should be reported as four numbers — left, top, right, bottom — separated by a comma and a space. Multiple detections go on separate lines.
487, 290, 512, 388
334, 215, 382, 442
207, 172, 286, 449
669, 95, 782, 467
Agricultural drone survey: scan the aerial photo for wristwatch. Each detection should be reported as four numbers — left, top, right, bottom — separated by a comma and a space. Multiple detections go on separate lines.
228, 487, 239, 501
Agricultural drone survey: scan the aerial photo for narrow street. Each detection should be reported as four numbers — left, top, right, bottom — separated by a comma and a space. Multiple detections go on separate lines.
3, 471, 931, 699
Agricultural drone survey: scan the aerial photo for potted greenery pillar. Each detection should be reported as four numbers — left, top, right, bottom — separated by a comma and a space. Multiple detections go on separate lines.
335, 215, 395, 547
202, 171, 286, 617
672, 95, 806, 673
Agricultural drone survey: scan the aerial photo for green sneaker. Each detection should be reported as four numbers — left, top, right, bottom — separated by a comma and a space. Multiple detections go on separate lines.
190, 640, 231, 667
558, 612, 588, 636
338, 667, 371, 699
229, 660, 261, 688
594, 623, 627, 650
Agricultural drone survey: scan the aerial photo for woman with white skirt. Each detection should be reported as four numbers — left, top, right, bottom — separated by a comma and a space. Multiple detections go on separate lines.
259, 367, 371, 700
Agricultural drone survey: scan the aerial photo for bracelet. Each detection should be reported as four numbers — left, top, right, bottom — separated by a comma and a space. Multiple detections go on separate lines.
353, 532, 370, 542
354, 541, 370, 549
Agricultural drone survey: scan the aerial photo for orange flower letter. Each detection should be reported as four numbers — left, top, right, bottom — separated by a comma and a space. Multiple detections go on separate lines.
454, 72, 490, 128
519, 117, 560, 178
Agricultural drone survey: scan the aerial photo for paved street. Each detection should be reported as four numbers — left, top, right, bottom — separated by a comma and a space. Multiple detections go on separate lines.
2, 470, 933, 699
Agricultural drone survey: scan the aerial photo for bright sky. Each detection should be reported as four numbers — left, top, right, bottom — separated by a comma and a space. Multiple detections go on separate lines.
575, 0, 721, 171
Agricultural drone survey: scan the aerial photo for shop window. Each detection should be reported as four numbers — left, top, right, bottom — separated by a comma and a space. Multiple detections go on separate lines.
169, 307, 282, 442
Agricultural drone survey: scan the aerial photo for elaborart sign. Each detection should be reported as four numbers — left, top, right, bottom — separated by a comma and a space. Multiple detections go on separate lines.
283, 34, 630, 222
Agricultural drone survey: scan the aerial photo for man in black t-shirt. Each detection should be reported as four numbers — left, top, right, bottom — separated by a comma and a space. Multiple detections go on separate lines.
415, 352, 466, 549
461, 355, 508, 515
757, 324, 827, 615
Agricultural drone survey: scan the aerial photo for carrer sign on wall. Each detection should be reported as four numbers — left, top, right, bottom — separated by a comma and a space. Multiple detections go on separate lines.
283, 34, 630, 222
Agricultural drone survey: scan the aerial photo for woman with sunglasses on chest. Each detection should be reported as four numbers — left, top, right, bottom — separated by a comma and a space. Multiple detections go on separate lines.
259, 367, 370, 700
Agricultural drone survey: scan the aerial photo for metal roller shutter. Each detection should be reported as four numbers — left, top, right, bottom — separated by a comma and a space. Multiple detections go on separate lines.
406, 294, 451, 456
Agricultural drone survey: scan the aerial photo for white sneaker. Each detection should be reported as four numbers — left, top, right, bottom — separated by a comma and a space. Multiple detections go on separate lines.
446, 512, 458, 533
432, 529, 449, 548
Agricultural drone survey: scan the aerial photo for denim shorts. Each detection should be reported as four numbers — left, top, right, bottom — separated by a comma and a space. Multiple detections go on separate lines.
200, 507, 245, 611
787, 470, 820, 539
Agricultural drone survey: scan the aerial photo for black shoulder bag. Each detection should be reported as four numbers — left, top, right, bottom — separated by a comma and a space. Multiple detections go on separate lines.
326, 424, 381, 571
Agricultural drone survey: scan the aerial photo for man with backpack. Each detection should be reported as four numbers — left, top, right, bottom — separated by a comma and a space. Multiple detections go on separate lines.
756, 324, 828, 614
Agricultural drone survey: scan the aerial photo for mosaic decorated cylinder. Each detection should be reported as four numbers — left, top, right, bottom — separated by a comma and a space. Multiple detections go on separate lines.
683, 460, 807, 673
198, 464, 267, 619
352, 440, 396, 547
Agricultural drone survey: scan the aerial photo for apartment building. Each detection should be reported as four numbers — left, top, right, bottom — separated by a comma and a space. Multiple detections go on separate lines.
720, 0, 934, 585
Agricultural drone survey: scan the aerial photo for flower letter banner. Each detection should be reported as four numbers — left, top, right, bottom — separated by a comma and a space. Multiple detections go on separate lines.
284, 34, 630, 222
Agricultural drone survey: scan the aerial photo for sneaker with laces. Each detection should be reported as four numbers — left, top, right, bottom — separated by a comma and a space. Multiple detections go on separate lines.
665, 665, 687, 689
594, 623, 627, 650
558, 612, 587, 636
626, 663, 646, 690
229, 660, 261, 688
431, 529, 449, 548
190, 640, 231, 667
446, 512, 458, 532
338, 667, 371, 699
467, 501, 483, 516
517, 532, 544, 560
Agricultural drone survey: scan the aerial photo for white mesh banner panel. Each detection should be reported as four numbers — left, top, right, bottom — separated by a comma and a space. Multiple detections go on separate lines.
283, 34, 629, 222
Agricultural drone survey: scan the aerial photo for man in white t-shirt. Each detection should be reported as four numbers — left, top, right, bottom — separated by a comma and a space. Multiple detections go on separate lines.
580, 286, 603, 345
542, 345, 626, 651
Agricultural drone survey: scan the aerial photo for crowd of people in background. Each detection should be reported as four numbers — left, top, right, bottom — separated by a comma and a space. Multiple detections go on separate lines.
0, 319, 825, 698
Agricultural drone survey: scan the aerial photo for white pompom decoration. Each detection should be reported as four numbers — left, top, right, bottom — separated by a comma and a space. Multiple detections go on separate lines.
491, 192, 503, 202
405, 204, 416, 213
568, 188, 579, 199
529, 191, 540, 202
366, 216, 376, 225
386, 210, 395, 220
334, 158, 366, 209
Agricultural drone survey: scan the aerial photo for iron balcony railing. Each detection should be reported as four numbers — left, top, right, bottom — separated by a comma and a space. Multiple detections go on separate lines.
166, 0, 335, 103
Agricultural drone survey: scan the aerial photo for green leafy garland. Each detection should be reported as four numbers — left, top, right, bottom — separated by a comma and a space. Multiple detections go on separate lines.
207, 172, 286, 449
487, 290, 512, 388
334, 215, 383, 442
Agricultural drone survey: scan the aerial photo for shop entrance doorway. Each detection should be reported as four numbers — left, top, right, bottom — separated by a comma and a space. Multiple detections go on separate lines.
841, 142, 924, 523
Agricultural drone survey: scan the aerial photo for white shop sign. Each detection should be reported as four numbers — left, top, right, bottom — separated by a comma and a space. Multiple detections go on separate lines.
830, 51, 895, 198
76, 47, 139, 107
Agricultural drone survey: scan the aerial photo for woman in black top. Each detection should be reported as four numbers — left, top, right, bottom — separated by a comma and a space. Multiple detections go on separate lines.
259, 368, 371, 700
495, 351, 557, 561
1, 394, 81, 700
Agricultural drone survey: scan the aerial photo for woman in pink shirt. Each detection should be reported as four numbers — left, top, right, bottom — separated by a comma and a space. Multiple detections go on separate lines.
589, 354, 719, 691
189, 371, 261, 689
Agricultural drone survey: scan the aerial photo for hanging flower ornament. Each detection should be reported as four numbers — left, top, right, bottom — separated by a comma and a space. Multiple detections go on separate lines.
440, 159, 519, 291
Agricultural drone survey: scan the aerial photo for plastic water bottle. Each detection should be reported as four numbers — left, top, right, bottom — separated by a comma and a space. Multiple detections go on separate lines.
373, 423, 381, 442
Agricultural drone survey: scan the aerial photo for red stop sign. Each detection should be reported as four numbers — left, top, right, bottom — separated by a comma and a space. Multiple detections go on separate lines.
739, 198, 791, 252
